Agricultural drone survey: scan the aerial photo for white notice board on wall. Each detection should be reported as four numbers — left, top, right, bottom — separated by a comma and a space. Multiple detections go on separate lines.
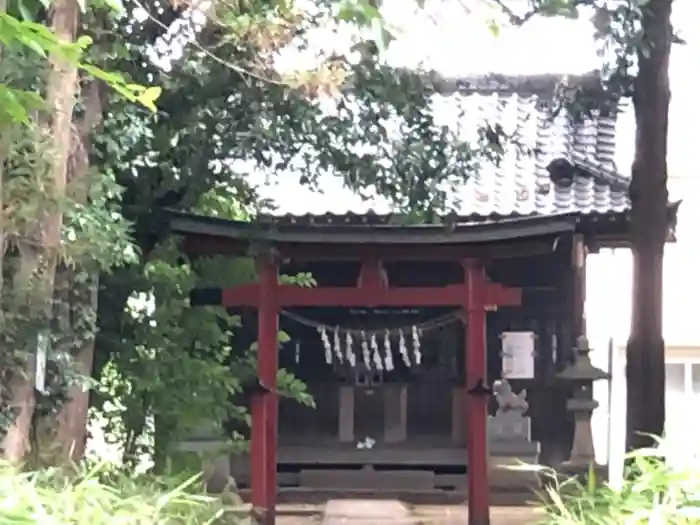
500, 331, 536, 379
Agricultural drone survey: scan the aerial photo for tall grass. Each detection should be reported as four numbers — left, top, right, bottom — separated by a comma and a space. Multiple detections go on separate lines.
540, 440, 700, 524
0, 461, 239, 524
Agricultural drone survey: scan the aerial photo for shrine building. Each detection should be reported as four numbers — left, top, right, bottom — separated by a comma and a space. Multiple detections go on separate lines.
165, 75, 678, 525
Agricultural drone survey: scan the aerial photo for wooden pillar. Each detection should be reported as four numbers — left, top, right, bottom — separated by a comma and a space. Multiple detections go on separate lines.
251, 254, 278, 525
464, 262, 490, 525
570, 236, 593, 459
572, 234, 587, 339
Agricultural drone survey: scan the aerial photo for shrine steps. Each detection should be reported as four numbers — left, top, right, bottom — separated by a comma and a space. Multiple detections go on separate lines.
233, 465, 541, 506
237, 487, 539, 507
294, 466, 539, 491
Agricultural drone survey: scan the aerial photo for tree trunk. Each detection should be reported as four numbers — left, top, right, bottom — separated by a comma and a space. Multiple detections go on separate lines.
1, 377, 35, 463
2, 0, 80, 463
52, 79, 104, 463
625, 0, 672, 451
54, 273, 99, 461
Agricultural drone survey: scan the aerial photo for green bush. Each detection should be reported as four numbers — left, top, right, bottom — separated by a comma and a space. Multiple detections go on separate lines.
0, 461, 240, 524
540, 441, 700, 524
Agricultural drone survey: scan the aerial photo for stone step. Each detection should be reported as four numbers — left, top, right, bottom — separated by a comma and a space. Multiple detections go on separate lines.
238, 487, 540, 507
295, 468, 539, 492
300, 469, 435, 491
321, 499, 412, 525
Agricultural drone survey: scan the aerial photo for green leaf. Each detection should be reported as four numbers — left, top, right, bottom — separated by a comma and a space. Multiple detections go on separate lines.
337, 0, 381, 25
76, 34, 92, 48
104, 0, 124, 14
16, 0, 35, 21
358, 0, 380, 21
0, 85, 43, 124
0, 86, 28, 124
136, 86, 162, 112
377, 25, 393, 52
486, 18, 500, 38
24, 36, 46, 57
337, 4, 355, 22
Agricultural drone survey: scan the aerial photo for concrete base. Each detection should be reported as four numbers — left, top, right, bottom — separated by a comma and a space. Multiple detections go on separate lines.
490, 456, 541, 491
295, 462, 538, 492
301, 469, 435, 491
239, 487, 540, 507
322, 499, 412, 525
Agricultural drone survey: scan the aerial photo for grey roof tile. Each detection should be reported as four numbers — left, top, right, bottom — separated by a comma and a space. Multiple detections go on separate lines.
263, 74, 631, 220
450, 91, 630, 217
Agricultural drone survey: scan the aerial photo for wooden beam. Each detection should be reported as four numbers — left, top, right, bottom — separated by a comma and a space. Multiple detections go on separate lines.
183, 236, 560, 261
170, 211, 576, 245
278, 239, 559, 261
221, 283, 521, 308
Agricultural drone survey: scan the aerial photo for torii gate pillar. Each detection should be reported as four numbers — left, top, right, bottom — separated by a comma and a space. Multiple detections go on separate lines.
465, 261, 491, 525
250, 253, 279, 525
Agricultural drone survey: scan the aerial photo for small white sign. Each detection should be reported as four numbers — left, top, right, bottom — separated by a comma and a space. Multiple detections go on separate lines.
501, 331, 536, 379
35, 331, 49, 393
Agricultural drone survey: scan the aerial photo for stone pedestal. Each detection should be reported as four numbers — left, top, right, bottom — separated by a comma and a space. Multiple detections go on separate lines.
488, 411, 532, 444
488, 380, 540, 491
175, 440, 235, 494
203, 452, 234, 493
488, 380, 540, 463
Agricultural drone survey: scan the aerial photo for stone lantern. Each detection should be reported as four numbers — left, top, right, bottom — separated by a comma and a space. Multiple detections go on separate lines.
556, 336, 610, 466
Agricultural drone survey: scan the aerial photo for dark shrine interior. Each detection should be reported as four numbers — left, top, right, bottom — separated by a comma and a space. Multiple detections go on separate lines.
271, 249, 564, 380
224, 238, 576, 479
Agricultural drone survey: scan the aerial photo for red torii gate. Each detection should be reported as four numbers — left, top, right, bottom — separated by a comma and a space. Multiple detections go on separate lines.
224, 255, 520, 525
168, 210, 579, 525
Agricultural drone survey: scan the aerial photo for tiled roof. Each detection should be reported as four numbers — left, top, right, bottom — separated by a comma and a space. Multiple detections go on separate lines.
258, 74, 631, 219
441, 91, 630, 216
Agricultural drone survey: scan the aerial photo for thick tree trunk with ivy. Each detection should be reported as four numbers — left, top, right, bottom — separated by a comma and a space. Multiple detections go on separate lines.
52, 270, 99, 461
2, 0, 80, 463
52, 80, 104, 462
625, 0, 672, 451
